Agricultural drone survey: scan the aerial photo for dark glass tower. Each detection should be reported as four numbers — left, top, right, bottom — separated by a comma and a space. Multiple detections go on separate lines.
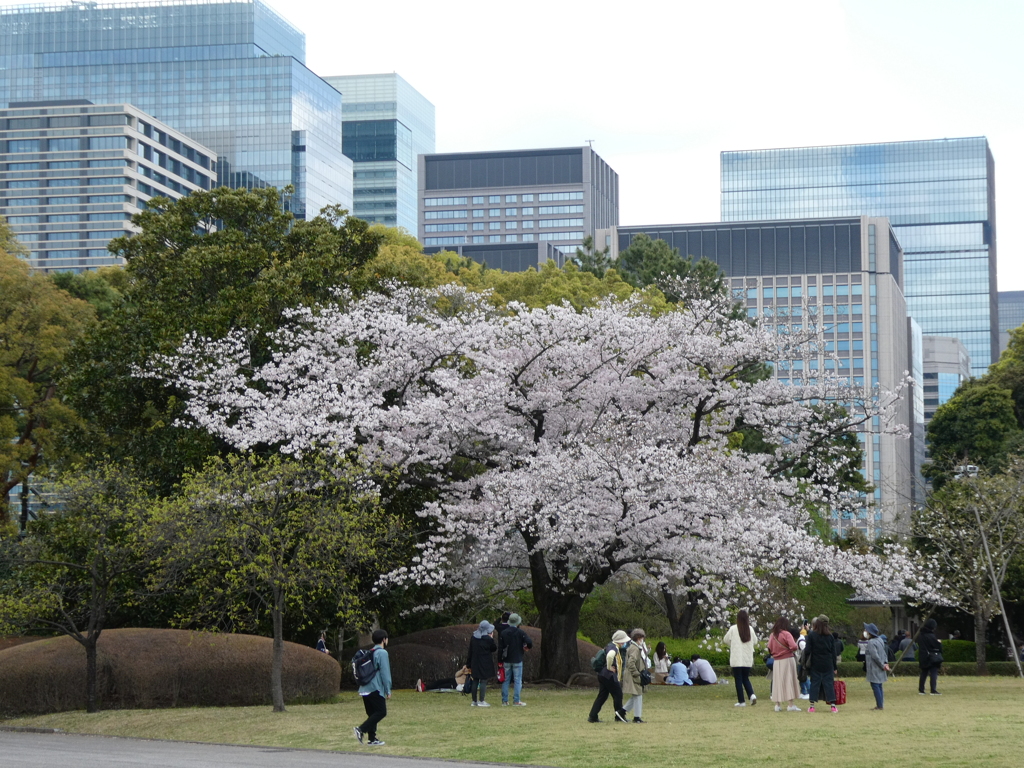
0, 0, 352, 219
721, 138, 997, 375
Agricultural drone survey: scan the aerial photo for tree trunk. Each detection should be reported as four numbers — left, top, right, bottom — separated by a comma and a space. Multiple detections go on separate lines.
534, 588, 586, 682
974, 610, 988, 674
664, 588, 701, 639
271, 590, 286, 712
85, 635, 99, 713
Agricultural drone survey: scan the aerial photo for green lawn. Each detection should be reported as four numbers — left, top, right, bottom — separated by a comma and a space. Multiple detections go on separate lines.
6, 677, 1024, 768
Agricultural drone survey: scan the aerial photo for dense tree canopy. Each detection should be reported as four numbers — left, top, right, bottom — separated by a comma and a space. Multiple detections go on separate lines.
0, 251, 96, 531
158, 280, 934, 680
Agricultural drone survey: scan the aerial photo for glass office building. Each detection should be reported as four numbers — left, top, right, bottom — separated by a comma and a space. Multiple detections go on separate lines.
1, 101, 217, 272
721, 138, 997, 376
0, 0, 352, 220
998, 290, 1024, 356
324, 74, 434, 233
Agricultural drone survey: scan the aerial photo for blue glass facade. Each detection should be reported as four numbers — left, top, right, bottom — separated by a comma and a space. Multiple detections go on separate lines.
325, 73, 434, 233
0, 1, 352, 219
721, 138, 997, 376
998, 290, 1024, 356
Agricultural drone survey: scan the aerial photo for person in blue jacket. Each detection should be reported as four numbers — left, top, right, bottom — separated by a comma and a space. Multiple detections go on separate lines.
354, 629, 392, 747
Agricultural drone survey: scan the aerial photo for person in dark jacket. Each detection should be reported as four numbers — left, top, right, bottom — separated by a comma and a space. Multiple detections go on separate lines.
918, 618, 943, 695
588, 630, 630, 723
804, 615, 838, 713
500, 613, 533, 706
467, 620, 497, 707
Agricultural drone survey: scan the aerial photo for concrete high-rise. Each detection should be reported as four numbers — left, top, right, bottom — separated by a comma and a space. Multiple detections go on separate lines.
418, 146, 618, 258
721, 138, 997, 376
323, 74, 434, 233
998, 290, 1024, 356
1, 101, 217, 272
0, 0, 352, 220
612, 217, 915, 538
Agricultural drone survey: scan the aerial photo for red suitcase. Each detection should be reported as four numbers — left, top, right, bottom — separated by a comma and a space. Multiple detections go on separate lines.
833, 679, 847, 705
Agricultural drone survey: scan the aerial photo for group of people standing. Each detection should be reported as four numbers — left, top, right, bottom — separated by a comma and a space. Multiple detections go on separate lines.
465, 612, 533, 707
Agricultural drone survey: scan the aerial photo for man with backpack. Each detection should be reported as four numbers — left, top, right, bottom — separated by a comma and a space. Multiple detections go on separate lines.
353, 629, 392, 746
500, 613, 532, 706
588, 630, 630, 723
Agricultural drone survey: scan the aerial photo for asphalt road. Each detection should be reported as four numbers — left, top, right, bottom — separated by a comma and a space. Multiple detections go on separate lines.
0, 730, 515, 768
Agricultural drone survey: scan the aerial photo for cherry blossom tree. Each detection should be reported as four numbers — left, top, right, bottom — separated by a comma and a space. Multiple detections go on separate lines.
156, 281, 937, 680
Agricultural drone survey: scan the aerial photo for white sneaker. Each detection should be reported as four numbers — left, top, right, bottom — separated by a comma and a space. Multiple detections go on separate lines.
774, 704, 781, 712
799, 694, 810, 700
470, 701, 477, 707
750, 695, 757, 706
788, 705, 802, 712
513, 701, 527, 706
734, 702, 746, 707
477, 701, 491, 707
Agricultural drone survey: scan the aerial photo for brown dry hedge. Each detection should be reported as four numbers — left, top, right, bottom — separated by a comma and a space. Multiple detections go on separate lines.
0, 628, 340, 717
382, 624, 602, 689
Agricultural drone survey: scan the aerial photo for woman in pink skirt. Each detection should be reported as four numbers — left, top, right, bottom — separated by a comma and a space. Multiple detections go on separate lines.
768, 616, 802, 712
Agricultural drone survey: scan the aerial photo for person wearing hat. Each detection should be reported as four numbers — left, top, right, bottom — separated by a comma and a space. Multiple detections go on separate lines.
863, 623, 890, 710
917, 619, 943, 695
499, 613, 533, 706
588, 630, 630, 723
467, 620, 498, 707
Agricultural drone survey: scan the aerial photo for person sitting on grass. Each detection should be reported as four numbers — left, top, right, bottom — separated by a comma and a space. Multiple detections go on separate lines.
666, 656, 693, 686
688, 654, 717, 685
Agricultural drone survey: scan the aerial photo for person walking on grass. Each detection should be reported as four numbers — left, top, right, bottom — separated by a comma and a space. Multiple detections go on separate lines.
354, 629, 392, 746
467, 620, 497, 708
724, 608, 758, 707
588, 630, 630, 723
863, 623, 890, 710
622, 628, 649, 723
804, 616, 838, 713
767, 616, 801, 712
918, 618, 943, 695
500, 613, 532, 706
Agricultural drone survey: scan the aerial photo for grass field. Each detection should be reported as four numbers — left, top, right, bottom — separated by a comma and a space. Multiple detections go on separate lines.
5, 676, 1024, 768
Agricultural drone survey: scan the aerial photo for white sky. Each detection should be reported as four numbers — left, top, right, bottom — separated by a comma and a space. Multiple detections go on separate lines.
5, 0, 1022, 287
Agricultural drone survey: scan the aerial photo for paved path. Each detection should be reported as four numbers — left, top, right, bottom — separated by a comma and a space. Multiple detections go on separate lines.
0, 730, 514, 768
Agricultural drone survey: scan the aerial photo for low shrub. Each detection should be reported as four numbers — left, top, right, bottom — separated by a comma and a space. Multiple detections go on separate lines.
384, 624, 601, 689
937, 639, 1003, 663
0, 628, 340, 717
649, 637, 731, 667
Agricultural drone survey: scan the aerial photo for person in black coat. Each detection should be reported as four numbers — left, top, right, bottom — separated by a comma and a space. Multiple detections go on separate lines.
499, 613, 533, 705
466, 620, 498, 707
804, 615, 838, 711
918, 618, 943, 695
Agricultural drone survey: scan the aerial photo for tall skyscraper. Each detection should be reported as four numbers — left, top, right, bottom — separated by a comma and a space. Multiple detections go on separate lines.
0, 0, 352, 220
1, 101, 217, 272
418, 146, 619, 257
721, 138, 997, 376
612, 217, 915, 537
323, 74, 434, 233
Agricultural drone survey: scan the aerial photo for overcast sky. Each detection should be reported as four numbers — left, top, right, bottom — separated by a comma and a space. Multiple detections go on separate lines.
5, 0, 1022, 288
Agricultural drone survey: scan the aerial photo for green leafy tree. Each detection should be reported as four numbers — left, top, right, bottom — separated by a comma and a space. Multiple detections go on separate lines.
62, 187, 383, 494
154, 453, 397, 712
574, 235, 612, 278
924, 382, 1023, 487
0, 251, 96, 531
49, 267, 124, 323
912, 464, 1024, 669
0, 464, 155, 712
614, 233, 728, 302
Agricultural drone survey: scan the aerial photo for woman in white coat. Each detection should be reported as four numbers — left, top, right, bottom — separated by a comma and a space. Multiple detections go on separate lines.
723, 609, 758, 707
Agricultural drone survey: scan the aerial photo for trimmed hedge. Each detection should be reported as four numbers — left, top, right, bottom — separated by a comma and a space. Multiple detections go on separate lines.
712, 662, 1022, 679
0, 628, 340, 717
384, 624, 602, 689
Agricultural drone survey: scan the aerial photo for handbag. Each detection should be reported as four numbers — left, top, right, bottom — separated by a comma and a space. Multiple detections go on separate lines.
639, 669, 652, 687
927, 650, 944, 665
496, 662, 506, 682
833, 679, 847, 706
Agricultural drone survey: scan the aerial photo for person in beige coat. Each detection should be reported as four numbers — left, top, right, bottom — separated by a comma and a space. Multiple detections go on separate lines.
622, 628, 649, 723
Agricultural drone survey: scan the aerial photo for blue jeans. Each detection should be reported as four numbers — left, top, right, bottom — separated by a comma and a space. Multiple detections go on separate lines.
800, 676, 811, 695
501, 661, 523, 703
870, 682, 884, 708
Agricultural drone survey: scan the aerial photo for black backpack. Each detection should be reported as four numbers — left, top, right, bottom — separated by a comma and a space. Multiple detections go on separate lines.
351, 647, 377, 685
